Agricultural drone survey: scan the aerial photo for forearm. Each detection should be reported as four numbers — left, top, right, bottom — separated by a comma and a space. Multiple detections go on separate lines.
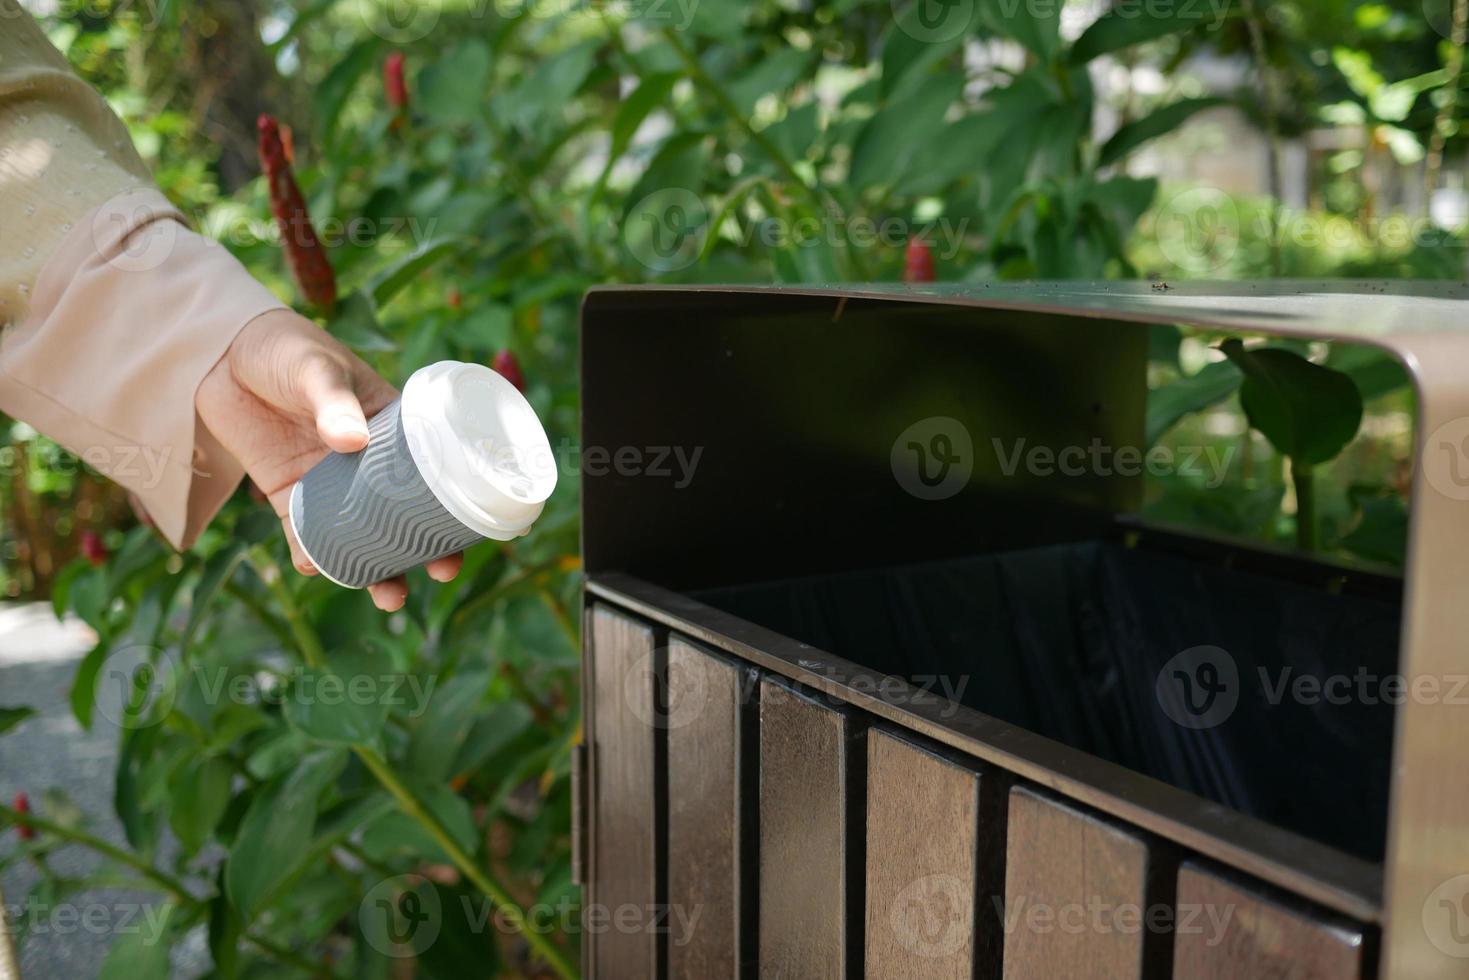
0, 2, 287, 549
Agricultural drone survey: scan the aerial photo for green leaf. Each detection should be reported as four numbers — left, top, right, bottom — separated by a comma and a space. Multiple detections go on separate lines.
450, 701, 535, 776
370, 238, 461, 308
849, 72, 962, 190
508, 40, 599, 134
316, 38, 383, 145
70, 640, 109, 730
727, 49, 812, 117
1341, 489, 1408, 566
99, 903, 175, 980
225, 749, 345, 921
1099, 97, 1227, 167
1071, 1, 1230, 63
597, 72, 679, 189
881, 13, 968, 100
407, 672, 490, 782
1326, 346, 1411, 401
988, 2, 1061, 59
419, 39, 492, 124
683, 2, 744, 37
450, 303, 513, 353
1333, 46, 1384, 101
328, 291, 397, 352
0, 706, 34, 737
283, 646, 395, 746
168, 756, 234, 853
1221, 340, 1364, 465
1146, 359, 1243, 446
180, 543, 245, 660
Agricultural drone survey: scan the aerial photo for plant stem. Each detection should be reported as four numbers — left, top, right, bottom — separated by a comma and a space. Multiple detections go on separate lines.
248, 547, 327, 669
0, 804, 194, 903
244, 550, 577, 980
1425, 0, 1469, 217
1240, 0, 1284, 277
1292, 461, 1317, 552
355, 747, 576, 980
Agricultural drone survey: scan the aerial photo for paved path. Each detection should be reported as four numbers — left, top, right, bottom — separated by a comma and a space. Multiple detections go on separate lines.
0, 604, 206, 979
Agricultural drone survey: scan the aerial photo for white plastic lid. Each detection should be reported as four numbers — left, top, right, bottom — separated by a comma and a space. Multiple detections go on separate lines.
400, 360, 558, 541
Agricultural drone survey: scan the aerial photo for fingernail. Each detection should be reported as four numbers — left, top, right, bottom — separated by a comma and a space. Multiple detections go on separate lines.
329, 414, 369, 438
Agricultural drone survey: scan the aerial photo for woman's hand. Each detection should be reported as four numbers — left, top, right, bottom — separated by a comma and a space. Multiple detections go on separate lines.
196, 308, 463, 611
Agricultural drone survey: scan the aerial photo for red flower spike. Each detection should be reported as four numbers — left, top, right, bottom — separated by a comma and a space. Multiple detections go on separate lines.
384, 52, 409, 112
257, 114, 337, 316
492, 350, 526, 393
13, 792, 34, 840
80, 530, 107, 567
904, 239, 935, 283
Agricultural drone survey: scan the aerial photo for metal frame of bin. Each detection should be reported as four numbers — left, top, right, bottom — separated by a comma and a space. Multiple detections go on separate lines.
575, 281, 1469, 980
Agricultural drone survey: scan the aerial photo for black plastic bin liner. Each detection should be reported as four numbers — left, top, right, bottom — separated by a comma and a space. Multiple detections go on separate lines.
696, 540, 1400, 862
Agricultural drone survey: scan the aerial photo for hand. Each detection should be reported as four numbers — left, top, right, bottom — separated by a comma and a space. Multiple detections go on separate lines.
197, 309, 463, 611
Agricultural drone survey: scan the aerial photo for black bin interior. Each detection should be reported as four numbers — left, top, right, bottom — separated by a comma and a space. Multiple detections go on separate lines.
694, 532, 1401, 862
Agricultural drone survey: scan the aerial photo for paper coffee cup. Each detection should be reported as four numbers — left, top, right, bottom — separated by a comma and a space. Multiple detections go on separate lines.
288, 360, 557, 589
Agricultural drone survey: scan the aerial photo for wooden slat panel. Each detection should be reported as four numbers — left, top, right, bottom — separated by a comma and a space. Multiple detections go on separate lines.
1173, 863, 1367, 980
589, 605, 659, 979
1002, 787, 1150, 980
667, 638, 754, 979
865, 729, 1002, 980
760, 678, 862, 980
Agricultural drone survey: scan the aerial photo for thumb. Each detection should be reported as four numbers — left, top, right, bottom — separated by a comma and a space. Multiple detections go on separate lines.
298, 354, 372, 453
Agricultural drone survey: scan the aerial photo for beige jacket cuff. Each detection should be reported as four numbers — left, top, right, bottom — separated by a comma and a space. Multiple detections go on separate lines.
0, 189, 288, 550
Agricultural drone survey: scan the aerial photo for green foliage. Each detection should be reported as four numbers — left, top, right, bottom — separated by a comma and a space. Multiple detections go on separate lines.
1221, 340, 1365, 466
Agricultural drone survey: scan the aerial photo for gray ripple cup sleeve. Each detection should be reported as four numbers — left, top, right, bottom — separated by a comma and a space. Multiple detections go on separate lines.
288, 361, 557, 589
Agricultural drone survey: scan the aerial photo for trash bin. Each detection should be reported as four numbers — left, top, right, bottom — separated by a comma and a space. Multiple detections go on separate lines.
573, 282, 1469, 980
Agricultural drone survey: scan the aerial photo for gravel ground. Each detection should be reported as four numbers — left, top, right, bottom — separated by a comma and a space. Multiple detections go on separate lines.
0, 603, 207, 979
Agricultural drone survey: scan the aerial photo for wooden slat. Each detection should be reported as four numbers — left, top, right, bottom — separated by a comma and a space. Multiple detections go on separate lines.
589, 605, 659, 979
759, 677, 863, 979
1173, 863, 1367, 980
666, 638, 754, 979
865, 729, 1002, 979
1002, 787, 1151, 980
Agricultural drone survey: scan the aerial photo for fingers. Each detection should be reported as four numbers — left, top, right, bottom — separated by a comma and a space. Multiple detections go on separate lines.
368, 577, 408, 612
425, 553, 463, 583
282, 520, 318, 577
298, 354, 371, 454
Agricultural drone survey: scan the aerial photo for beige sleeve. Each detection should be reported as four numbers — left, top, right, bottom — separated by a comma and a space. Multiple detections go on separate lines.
0, 3, 289, 549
